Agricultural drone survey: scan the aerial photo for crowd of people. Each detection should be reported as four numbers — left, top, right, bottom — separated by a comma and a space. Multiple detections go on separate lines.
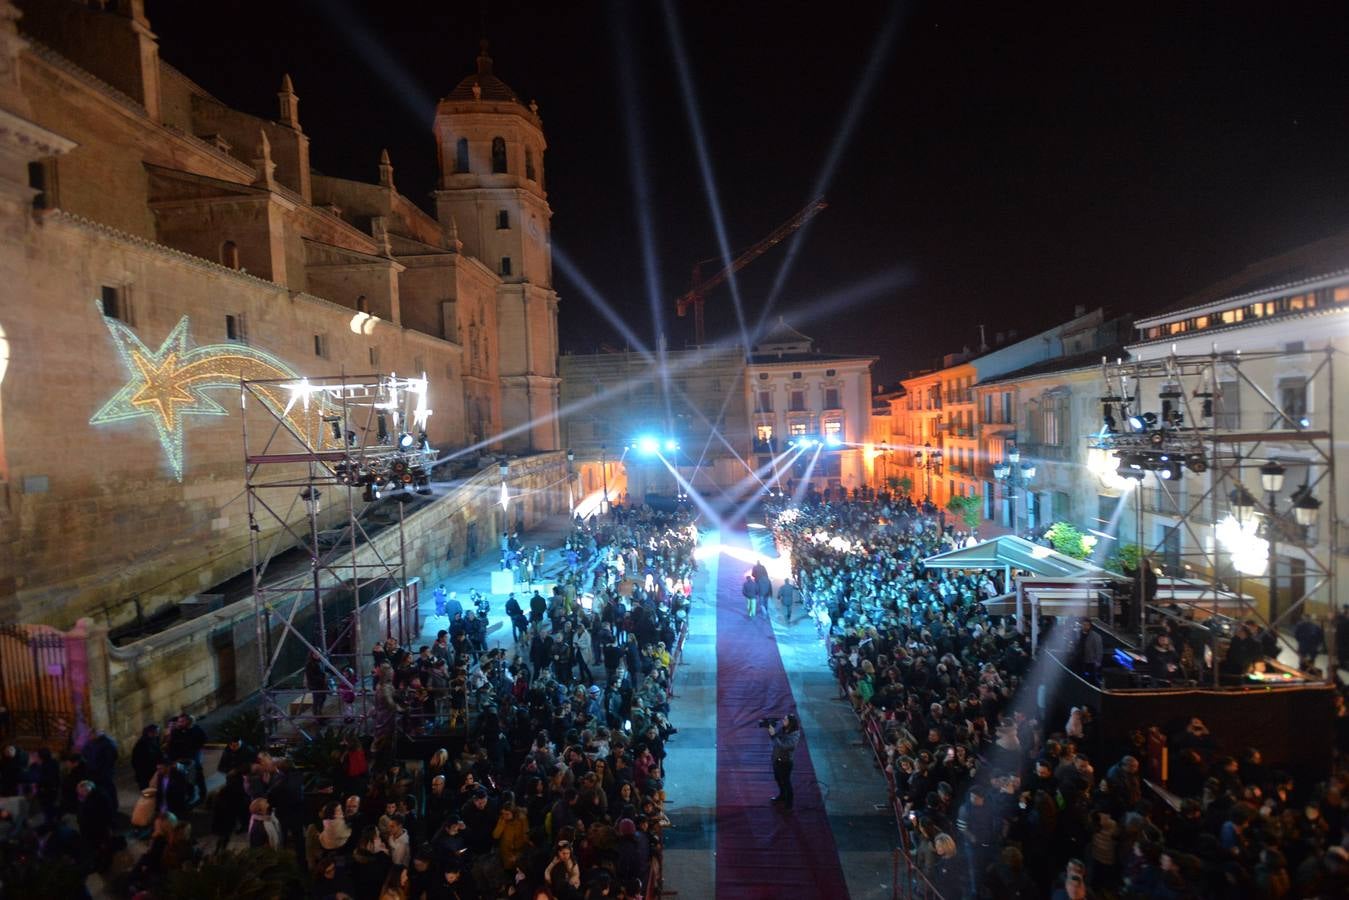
0, 503, 696, 900
771, 493, 1349, 899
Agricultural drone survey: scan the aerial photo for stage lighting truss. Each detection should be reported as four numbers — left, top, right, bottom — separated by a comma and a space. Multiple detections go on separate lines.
1090, 347, 1338, 672
239, 370, 436, 741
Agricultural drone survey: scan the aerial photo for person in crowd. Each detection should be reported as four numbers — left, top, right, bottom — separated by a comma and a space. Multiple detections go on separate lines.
248, 796, 282, 849
768, 714, 802, 809
131, 723, 163, 790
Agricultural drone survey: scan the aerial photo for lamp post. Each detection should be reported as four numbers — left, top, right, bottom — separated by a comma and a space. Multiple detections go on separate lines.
600, 444, 610, 517
918, 441, 943, 502
566, 449, 575, 517
1255, 461, 1321, 624
993, 442, 1036, 535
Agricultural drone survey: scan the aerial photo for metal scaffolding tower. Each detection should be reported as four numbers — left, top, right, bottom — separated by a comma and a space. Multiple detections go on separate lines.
1091, 347, 1338, 681
240, 371, 433, 739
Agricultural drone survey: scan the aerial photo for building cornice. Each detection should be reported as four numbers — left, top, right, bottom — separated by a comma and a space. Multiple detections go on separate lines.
1128, 304, 1349, 351
26, 41, 254, 181
0, 106, 75, 156
44, 210, 462, 353
1135, 268, 1349, 328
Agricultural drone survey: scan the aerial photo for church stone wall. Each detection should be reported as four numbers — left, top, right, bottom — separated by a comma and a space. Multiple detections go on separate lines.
0, 212, 465, 627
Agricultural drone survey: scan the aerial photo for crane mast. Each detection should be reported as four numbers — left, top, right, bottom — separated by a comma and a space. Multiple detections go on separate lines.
675, 197, 827, 345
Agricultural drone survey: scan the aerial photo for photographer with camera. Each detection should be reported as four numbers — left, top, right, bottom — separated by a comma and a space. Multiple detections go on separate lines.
764, 713, 801, 809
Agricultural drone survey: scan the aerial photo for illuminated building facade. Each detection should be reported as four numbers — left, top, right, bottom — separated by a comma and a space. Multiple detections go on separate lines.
746, 320, 875, 498
0, 2, 562, 670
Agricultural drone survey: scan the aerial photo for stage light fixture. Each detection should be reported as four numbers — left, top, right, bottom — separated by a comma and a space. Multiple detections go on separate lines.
376, 413, 390, 444
634, 436, 661, 456
1185, 454, 1208, 474
397, 432, 415, 451
1116, 454, 1147, 481
1127, 414, 1144, 431
824, 433, 842, 447
663, 438, 679, 453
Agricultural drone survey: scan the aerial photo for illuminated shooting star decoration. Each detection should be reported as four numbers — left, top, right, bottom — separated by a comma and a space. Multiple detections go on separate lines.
90, 308, 306, 480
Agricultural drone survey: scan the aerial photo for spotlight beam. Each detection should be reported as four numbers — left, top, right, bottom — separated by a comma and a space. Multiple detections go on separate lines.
660, 0, 752, 355
789, 444, 825, 507
324, 0, 438, 125
755, 1, 906, 331
725, 445, 806, 523
610, 0, 675, 428
656, 453, 725, 531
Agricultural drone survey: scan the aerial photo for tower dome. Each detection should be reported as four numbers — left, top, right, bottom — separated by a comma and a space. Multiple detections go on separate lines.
445, 40, 522, 104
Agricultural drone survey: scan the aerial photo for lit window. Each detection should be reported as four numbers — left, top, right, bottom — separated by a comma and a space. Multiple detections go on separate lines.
788, 422, 807, 437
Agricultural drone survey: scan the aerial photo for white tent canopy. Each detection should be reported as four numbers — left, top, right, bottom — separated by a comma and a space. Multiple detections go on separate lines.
924, 535, 1120, 653
923, 534, 1108, 579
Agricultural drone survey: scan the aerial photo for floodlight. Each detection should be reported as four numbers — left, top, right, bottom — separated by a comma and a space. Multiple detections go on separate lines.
824, 433, 842, 447
634, 436, 661, 456
663, 438, 679, 453
1127, 415, 1145, 431
397, 432, 415, 451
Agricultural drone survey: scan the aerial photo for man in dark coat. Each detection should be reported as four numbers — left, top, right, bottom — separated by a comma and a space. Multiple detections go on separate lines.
268, 758, 307, 862
76, 779, 116, 869
217, 736, 257, 776
131, 724, 162, 790
81, 730, 119, 807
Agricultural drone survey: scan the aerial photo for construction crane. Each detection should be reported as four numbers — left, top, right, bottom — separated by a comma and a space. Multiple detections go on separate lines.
675, 197, 827, 346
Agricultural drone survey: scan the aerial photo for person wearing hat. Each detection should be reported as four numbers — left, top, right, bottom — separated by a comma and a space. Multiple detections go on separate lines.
767, 714, 802, 809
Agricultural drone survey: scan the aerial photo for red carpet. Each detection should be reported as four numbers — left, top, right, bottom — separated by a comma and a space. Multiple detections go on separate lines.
714, 532, 850, 899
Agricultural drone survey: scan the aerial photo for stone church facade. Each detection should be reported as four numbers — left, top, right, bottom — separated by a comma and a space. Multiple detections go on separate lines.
0, 0, 561, 644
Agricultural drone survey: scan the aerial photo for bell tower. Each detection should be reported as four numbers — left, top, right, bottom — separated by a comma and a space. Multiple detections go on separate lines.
433, 42, 559, 452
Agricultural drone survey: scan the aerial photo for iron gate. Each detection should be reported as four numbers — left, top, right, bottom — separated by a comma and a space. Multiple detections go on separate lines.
0, 624, 86, 746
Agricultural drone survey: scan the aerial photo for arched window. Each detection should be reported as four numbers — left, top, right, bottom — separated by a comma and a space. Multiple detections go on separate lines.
220, 240, 240, 269
525, 148, 536, 181
491, 137, 507, 174
496, 210, 510, 230
455, 138, 470, 173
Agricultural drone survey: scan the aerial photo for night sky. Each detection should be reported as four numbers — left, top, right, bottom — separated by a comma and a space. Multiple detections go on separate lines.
143, 1, 1349, 383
